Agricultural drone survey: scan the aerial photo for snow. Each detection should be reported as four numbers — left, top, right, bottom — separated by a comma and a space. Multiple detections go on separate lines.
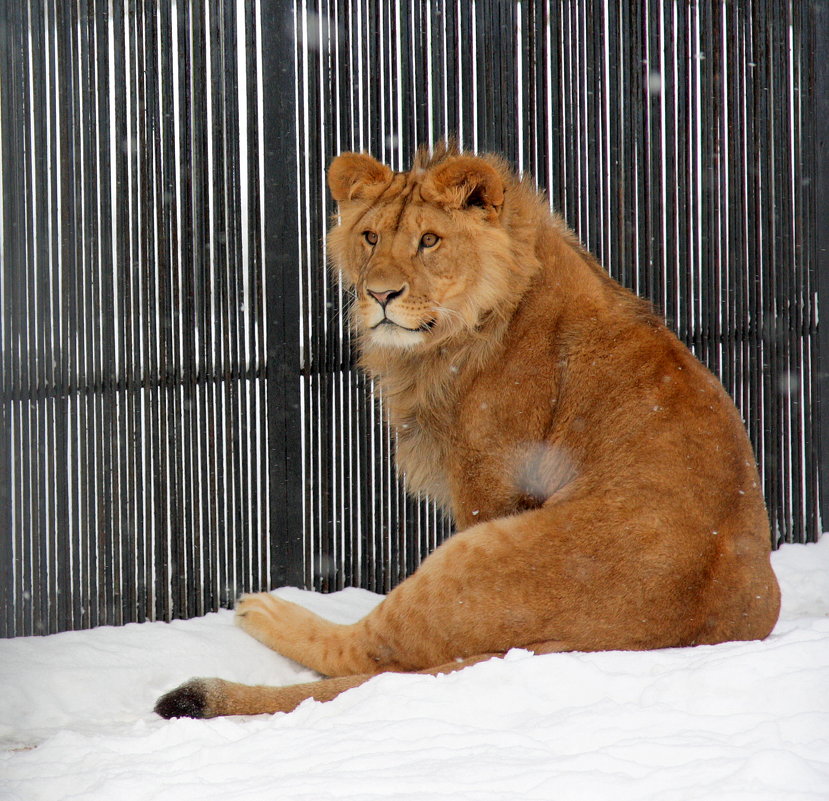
1, 538, 828, 800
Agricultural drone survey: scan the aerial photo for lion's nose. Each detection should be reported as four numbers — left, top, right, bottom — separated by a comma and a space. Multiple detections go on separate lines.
367, 286, 406, 308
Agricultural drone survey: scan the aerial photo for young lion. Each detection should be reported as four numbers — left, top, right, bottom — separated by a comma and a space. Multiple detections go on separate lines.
155, 144, 780, 719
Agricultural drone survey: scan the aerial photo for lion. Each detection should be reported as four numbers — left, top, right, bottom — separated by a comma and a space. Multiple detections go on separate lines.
155, 143, 780, 719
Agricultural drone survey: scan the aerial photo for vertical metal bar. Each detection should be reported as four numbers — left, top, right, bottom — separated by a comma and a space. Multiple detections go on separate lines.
629, 0, 645, 299
309, 4, 334, 592
529, 0, 544, 189
226, 0, 246, 603
769, 3, 790, 543
786, 0, 807, 543
797, 0, 819, 543
155, 0, 180, 619
771, 1, 795, 543
726, 2, 749, 473
79, 0, 94, 629
109, 0, 128, 627
15, 0, 33, 637
206, 0, 227, 609
621, 0, 634, 286
138, 0, 161, 621
113, 0, 137, 626
718, 5, 734, 408
0, 0, 26, 637
0, 0, 15, 635
47, 0, 66, 633
661, 0, 678, 330
260, 1, 303, 589
177, 0, 199, 615
8, 0, 23, 634
456, 0, 472, 150
521, 0, 535, 179
306, 3, 319, 590
189, 0, 212, 616
24, 0, 46, 634
573, 1, 585, 240
85, 0, 104, 629
584, 0, 600, 259
219, 0, 246, 603
164, 3, 188, 617
91, 0, 117, 628
38, 0, 58, 631
699, 2, 716, 372
754, 5, 779, 543
811, 0, 829, 536
644, 0, 662, 315
54, 0, 81, 631
294, 5, 312, 588
129, 0, 148, 622
243, 0, 264, 593
604, 0, 620, 279
332, 0, 351, 589
474, 0, 488, 152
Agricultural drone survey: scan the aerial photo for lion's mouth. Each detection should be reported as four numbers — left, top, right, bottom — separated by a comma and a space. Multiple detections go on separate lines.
372, 317, 436, 334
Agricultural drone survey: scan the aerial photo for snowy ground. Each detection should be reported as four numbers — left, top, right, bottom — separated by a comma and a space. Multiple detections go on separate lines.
1, 538, 828, 801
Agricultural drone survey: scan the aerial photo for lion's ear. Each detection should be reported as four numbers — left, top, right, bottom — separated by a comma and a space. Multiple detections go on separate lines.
422, 157, 505, 216
328, 153, 393, 202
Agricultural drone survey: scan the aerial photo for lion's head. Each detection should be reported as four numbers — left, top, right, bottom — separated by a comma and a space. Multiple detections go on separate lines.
326, 145, 537, 352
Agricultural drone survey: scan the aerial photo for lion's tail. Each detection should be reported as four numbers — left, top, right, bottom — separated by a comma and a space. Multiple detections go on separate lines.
154, 653, 498, 719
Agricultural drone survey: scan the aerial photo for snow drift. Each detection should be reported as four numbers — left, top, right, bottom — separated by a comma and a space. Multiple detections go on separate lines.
1, 537, 828, 800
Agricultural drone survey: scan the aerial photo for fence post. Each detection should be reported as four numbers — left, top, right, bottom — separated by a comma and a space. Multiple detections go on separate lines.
260, 3, 305, 587
814, 1, 829, 536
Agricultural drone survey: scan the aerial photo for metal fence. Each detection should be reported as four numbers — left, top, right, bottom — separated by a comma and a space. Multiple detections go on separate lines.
1, 0, 825, 637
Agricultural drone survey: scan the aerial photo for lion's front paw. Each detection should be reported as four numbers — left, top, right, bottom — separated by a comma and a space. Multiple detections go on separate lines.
235, 592, 357, 675
234, 592, 320, 657
235, 592, 283, 644
234, 591, 277, 619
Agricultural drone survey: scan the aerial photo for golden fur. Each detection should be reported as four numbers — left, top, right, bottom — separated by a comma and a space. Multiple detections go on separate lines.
155, 144, 780, 720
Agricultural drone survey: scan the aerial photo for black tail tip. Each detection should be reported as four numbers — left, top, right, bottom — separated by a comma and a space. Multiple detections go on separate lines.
154, 680, 211, 719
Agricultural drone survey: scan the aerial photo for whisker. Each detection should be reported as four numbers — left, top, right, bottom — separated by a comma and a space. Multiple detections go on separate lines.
433, 305, 475, 333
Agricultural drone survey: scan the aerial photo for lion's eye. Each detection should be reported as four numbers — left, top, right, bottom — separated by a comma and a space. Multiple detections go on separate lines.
363, 230, 378, 246
420, 233, 440, 249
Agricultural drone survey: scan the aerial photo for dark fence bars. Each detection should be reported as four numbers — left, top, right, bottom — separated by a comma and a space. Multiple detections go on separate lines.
0, 0, 303, 637
0, 0, 824, 637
